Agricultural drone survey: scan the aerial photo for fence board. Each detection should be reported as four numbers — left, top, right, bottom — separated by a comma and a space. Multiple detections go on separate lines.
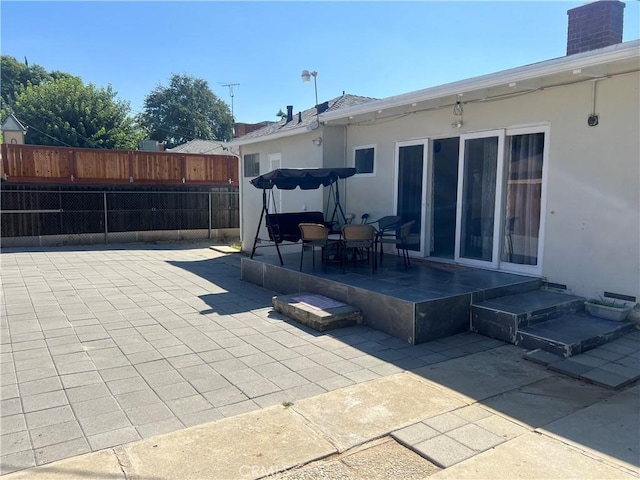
75, 150, 129, 180
4, 146, 73, 178
133, 153, 182, 181
1, 144, 238, 186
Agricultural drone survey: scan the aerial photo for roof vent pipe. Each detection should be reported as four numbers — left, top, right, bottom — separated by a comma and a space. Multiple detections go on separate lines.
298, 111, 302, 123
286, 105, 293, 123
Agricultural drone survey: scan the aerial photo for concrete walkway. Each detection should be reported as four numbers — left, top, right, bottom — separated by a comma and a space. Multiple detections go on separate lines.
3, 363, 638, 479
1, 243, 638, 478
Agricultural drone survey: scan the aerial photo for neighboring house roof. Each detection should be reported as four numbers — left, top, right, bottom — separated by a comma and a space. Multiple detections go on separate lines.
1, 113, 27, 133
166, 139, 228, 154
231, 94, 377, 146
321, 40, 640, 125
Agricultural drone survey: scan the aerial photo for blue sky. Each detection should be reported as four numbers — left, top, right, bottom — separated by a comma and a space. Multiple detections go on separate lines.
2, 1, 639, 124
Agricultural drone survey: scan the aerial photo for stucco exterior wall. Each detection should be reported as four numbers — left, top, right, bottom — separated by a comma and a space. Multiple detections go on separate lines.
239, 130, 325, 255
3, 132, 25, 144
342, 73, 639, 300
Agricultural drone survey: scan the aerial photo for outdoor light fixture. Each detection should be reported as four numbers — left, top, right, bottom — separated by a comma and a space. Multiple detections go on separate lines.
302, 69, 320, 130
451, 93, 464, 129
301, 70, 318, 107
312, 136, 322, 146
453, 94, 464, 116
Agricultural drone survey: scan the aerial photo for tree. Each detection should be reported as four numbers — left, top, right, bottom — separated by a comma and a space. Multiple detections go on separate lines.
1, 56, 50, 109
140, 74, 233, 148
13, 76, 144, 149
1, 55, 51, 122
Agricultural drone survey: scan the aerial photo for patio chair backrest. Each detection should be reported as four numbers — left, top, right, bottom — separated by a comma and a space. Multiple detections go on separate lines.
399, 220, 415, 241
299, 223, 329, 242
342, 224, 376, 242
376, 215, 402, 231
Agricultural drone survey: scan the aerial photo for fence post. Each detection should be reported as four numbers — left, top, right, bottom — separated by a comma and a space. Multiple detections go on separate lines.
208, 192, 212, 240
103, 191, 109, 244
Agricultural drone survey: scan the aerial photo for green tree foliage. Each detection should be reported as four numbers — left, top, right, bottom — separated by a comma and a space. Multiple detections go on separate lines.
1, 56, 49, 123
2, 55, 143, 149
13, 76, 143, 149
1, 56, 50, 110
140, 74, 233, 148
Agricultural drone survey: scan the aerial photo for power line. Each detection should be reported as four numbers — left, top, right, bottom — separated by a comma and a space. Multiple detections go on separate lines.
22, 123, 74, 148
39, 114, 106, 149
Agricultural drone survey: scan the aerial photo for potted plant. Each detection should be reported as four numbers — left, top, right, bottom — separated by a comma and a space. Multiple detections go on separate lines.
584, 296, 632, 321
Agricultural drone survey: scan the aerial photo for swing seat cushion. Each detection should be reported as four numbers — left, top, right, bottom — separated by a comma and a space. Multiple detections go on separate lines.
266, 211, 327, 244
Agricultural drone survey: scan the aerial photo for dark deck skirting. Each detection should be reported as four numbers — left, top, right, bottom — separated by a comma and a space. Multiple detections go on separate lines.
241, 252, 539, 345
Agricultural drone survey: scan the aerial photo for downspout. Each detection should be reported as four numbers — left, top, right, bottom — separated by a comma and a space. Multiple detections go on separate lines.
343, 124, 348, 215
238, 145, 244, 249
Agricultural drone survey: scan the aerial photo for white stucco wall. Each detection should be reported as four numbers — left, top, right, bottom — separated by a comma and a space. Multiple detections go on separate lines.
239, 131, 325, 255
341, 72, 639, 301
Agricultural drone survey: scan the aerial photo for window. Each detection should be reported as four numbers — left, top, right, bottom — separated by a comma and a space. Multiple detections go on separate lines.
354, 145, 375, 175
244, 153, 260, 177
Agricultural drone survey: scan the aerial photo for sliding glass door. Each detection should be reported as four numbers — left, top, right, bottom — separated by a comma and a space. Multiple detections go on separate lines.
390, 129, 547, 273
395, 140, 428, 255
453, 128, 547, 274
430, 138, 459, 259
500, 127, 548, 274
455, 131, 505, 268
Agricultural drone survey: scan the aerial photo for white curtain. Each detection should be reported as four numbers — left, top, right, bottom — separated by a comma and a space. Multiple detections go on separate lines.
502, 133, 544, 265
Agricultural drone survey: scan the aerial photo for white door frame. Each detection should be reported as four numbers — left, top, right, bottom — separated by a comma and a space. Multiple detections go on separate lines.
498, 125, 549, 276
454, 129, 506, 269
394, 138, 429, 257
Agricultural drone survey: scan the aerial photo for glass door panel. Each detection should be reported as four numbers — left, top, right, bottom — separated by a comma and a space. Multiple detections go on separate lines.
501, 132, 545, 267
456, 131, 504, 267
430, 138, 459, 259
396, 142, 426, 253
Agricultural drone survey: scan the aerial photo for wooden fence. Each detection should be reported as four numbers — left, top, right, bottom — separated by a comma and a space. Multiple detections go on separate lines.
1, 144, 238, 186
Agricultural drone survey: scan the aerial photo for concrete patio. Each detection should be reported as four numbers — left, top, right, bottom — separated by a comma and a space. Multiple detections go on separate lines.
0, 242, 504, 473
1, 242, 638, 477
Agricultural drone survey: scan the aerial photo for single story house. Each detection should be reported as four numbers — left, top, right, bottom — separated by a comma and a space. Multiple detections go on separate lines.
166, 139, 230, 155
232, 0, 639, 304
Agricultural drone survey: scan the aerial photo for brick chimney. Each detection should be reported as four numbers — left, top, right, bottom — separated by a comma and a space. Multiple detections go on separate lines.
567, 0, 625, 56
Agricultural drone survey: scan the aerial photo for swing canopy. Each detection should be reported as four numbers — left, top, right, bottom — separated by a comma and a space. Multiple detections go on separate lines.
250, 168, 356, 190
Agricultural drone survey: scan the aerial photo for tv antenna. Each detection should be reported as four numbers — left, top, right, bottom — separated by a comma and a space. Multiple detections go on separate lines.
220, 82, 240, 122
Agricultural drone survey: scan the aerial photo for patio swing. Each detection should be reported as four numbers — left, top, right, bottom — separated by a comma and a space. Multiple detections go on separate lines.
249, 167, 356, 265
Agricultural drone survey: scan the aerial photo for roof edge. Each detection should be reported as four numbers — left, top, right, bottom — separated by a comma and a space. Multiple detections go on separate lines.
1, 113, 28, 133
321, 40, 640, 122
229, 124, 311, 147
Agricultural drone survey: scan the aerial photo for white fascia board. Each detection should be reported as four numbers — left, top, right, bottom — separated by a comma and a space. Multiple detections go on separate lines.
321, 40, 640, 122
228, 126, 310, 147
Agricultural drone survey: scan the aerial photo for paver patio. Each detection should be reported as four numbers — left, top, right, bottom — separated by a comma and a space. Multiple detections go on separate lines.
0, 242, 507, 474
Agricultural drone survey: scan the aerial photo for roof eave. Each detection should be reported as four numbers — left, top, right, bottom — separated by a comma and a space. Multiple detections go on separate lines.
229, 125, 312, 147
321, 40, 640, 122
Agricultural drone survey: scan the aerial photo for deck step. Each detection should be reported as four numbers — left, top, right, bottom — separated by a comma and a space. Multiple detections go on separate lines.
516, 312, 636, 357
472, 290, 585, 343
272, 293, 363, 332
